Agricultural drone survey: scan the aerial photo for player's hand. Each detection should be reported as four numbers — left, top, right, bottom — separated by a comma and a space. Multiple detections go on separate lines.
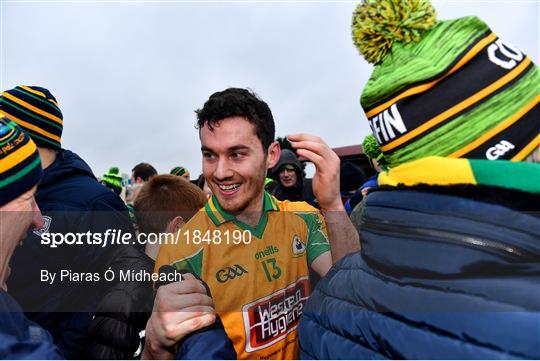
288, 133, 343, 211
142, 274, 216, 359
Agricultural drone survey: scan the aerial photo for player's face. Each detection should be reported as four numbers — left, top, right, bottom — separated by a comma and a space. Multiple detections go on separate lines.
201, 116, 279, 214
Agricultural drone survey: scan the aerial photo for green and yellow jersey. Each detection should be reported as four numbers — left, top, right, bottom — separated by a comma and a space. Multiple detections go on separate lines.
155, 192, 330, 359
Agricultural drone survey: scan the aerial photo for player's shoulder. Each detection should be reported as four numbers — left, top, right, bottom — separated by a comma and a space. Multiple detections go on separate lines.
183, 207, 215, 230
272, 196, 319, 213
269, 195, 326, 232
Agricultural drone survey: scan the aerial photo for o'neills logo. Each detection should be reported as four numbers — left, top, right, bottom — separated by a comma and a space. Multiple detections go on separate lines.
242, 277, 310, 352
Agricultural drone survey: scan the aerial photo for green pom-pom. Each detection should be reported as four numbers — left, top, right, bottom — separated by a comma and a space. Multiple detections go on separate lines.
108, 166, 120, 175
352, 0, 437, 64
362, 134, 382, 160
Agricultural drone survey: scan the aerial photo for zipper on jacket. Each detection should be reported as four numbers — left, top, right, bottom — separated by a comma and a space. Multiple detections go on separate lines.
361, 217, 539, 261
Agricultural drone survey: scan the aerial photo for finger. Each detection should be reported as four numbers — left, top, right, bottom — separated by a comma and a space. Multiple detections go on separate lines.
177, 279, 207, 295
181, 273, 209, 292
182, 273, 197, 281
160, 279, 207, 296
296, 148, 324, 168
161, 306, 216, 341
159, 305, 215, 324
290, 140, 332, 159
173, 313, 216, 341
185, 311, 216, 331
287, 133, 326, 145
158, 292, 215, 312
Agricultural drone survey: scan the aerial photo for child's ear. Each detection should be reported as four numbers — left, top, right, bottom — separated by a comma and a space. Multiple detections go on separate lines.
166, 215, 184, 234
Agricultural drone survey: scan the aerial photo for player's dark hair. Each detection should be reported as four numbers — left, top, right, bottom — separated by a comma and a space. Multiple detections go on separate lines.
195, 88, 275, 151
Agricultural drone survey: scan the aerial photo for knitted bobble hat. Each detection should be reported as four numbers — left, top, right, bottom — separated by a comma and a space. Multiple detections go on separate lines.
353, 0, 539, 168
1, 86, 63, 151
170, 166, 190, 178
101, 166, 123, 194
0, 117, 43, 206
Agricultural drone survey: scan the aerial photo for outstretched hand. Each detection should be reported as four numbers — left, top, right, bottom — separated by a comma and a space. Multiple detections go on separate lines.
288, 134, 343, 211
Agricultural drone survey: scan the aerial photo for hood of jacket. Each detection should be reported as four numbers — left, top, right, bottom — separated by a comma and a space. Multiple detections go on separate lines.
272, 149, 302, 179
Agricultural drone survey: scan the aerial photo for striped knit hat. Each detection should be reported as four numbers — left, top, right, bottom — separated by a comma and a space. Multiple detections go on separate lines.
0, 117, 43, 206
352, 0, 539, 168
0, 86, 63, 151
170, 166, 190, 178
101, 166, 123, 194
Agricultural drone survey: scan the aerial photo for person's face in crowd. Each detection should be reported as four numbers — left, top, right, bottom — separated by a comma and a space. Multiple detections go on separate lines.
0, 187, 44, 289
127, 174, 144, 203
278, 166, 298, 188
130, 173, 144, 185
201, 116, 279, 213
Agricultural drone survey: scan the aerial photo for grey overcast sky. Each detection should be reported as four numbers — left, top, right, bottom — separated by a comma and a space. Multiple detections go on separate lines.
1, 0, 538, 178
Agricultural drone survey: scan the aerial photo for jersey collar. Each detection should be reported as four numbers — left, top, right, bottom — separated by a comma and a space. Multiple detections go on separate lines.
204, 192, 279, 238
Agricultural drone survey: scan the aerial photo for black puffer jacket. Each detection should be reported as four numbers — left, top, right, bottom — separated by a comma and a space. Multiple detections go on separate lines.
84, 246, 154, 359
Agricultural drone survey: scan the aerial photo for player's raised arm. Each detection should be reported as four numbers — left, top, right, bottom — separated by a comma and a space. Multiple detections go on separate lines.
288, 133, 360, 269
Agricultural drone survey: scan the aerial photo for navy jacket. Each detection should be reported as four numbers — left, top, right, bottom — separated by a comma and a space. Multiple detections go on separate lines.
8, 149, 135, 359
0, 290, 62, 359
299, 187, 540, 359
176, 316, 237, 360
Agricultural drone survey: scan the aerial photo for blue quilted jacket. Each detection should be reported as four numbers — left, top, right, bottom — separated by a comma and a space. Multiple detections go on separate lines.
299, 188, 540, 359
0, 290, 62, 359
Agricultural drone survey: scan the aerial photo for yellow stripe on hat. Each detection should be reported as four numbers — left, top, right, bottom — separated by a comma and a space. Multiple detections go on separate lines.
449, 94, 540, 158
511, 134, 540, 161
1, 137, 38, 172
19, 86, 46, 99
2, 92, 62, 125
0, 112, 61, 142
365, 33, 497, 119
20, 86, 60, 108
381, 57, 532, 153
378, 157, 477, 187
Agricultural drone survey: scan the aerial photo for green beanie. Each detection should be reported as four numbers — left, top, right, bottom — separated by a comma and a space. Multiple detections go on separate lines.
101, 166, 123, 194
353, 0, 539, 168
